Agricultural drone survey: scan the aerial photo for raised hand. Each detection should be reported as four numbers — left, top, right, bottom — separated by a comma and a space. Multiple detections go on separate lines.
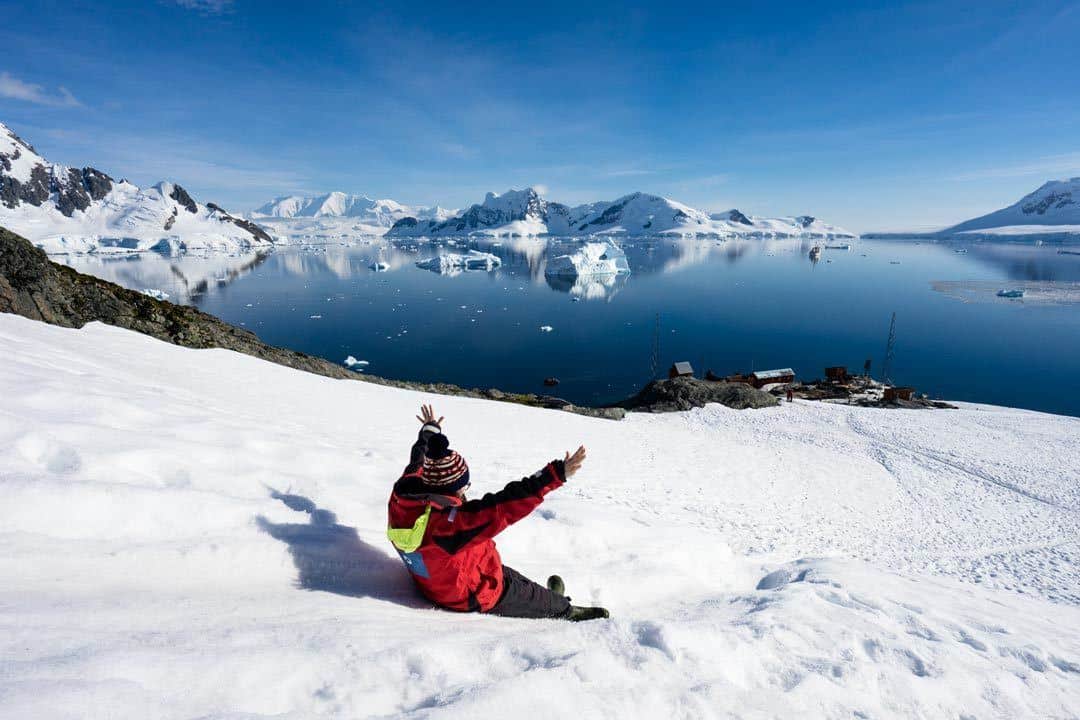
563, 445, 587, 478
416, 404, 444, 427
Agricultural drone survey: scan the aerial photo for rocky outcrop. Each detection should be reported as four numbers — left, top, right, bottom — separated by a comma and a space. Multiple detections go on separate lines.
205, 203, 274, 244
169, 184, 198, 213
0, 163, 50, 209
0, 136, 115, 216
0, 225, 622, 419
619, 376, 779, 412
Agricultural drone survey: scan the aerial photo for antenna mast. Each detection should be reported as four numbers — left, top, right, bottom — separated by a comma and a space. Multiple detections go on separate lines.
649, 313, 661, 380
882, 312, 897, 385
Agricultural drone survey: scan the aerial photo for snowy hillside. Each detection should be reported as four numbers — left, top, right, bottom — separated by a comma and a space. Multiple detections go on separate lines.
942, 178, 1080, 237
387, 187, 856, 239
2, 313, 1078, 719
0, 122, 274, 255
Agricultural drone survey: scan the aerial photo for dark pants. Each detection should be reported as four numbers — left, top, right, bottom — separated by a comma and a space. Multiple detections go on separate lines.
487, 565, 571, 619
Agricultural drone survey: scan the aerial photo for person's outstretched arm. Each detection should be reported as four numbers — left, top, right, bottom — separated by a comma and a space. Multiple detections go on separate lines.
403, 403, 444, 476
430, 446, 586, 555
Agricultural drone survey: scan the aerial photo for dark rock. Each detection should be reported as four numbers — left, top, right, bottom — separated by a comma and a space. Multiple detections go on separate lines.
81, 167, 114, 201
0, 163, 51, 209
54, 167, 92, 216
228, 216, 274, 244
390, 216, 418, 230
164, 208, 178, 231
205, 202, 274, 244
169, 184, 198, 213
727, 209, 754, 226
619, 376, 779, 413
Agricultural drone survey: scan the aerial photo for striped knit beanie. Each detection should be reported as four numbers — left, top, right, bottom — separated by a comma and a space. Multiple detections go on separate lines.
422, 433, 471, 494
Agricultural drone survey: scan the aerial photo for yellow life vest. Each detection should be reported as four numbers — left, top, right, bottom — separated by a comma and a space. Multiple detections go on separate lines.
387, 505, 432, 553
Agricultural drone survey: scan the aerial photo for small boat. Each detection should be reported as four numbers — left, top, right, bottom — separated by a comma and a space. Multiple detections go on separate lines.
1058, 249, 1080, 256
954, 248, 968, 254
997, 289, 1024, 298
824, 243, 851, 250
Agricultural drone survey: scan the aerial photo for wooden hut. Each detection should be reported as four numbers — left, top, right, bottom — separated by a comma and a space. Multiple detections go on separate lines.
749, 368, 795, 388
825, 366, 850, 383
884, 386, 916, 402
669, 361, 694, 379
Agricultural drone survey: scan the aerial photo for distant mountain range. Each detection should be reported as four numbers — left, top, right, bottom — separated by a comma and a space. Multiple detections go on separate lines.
253, 192, 456, 226
0, 122, 272, 254
383, 187, 856, 239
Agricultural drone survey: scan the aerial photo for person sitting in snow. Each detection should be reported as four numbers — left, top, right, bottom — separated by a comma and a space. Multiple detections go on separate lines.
387, 404, 609, 622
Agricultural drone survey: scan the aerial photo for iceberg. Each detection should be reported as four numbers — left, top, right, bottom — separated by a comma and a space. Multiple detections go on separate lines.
415, 250, 501, 274
544, 241, 630, 278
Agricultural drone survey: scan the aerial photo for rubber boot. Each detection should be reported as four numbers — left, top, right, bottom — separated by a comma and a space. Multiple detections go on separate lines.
567, 605, 610, 622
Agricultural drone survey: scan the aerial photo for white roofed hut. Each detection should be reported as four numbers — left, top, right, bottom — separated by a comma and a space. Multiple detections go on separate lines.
750, 368, 795, 389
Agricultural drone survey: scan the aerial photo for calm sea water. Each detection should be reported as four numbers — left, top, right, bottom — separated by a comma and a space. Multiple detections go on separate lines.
63, 237, 1080, 417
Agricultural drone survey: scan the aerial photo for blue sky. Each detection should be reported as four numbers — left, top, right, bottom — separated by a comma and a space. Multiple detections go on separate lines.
2, 0, 1079, 231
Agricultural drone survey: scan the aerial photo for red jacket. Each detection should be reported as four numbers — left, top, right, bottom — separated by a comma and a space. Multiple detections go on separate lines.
387, 425, 566, 611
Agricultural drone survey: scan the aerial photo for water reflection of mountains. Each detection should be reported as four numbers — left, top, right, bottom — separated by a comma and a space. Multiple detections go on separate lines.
398, 236, 824, 299
960, 243, 1080, 282
241, 236, 830, 300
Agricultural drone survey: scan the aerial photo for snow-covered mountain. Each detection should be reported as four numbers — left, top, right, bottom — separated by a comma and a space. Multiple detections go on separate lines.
253, 192, 455, 226
250, 192, 458, 242
386, 187, 856, 238
0, 122, 274, 254
942, 177, 1080, 236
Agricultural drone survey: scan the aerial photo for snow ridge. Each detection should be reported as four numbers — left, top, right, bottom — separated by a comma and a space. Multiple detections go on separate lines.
0, 121, 274, 255
253, 192, 455, 226
943, 177, 1080, 236
386, 187, 856, 239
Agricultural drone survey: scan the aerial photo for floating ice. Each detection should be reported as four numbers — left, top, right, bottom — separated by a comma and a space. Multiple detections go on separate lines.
539, 325, 554, 332
140, 288, 169, 301
343, 356, 369, 367
416, 251, 501, 274
544, 241, 630, 278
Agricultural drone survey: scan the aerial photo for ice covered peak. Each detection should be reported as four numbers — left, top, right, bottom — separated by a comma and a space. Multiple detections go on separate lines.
943, 177, 1080, 234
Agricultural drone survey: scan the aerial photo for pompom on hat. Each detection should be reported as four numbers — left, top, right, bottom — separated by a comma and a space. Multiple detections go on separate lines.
422, 433, 471, 494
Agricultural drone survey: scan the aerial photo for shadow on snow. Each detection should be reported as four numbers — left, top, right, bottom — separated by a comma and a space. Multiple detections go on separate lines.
256, 488, 427, 608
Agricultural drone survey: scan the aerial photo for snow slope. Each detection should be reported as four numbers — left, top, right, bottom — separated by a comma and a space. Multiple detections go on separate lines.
0, 122, 274, 255
2, 314, 1079, 719
387, 187, 857, 239
941, 177, 1080, 237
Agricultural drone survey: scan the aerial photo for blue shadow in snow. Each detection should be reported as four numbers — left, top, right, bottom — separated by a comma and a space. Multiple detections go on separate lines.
256, 488, 427, 608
